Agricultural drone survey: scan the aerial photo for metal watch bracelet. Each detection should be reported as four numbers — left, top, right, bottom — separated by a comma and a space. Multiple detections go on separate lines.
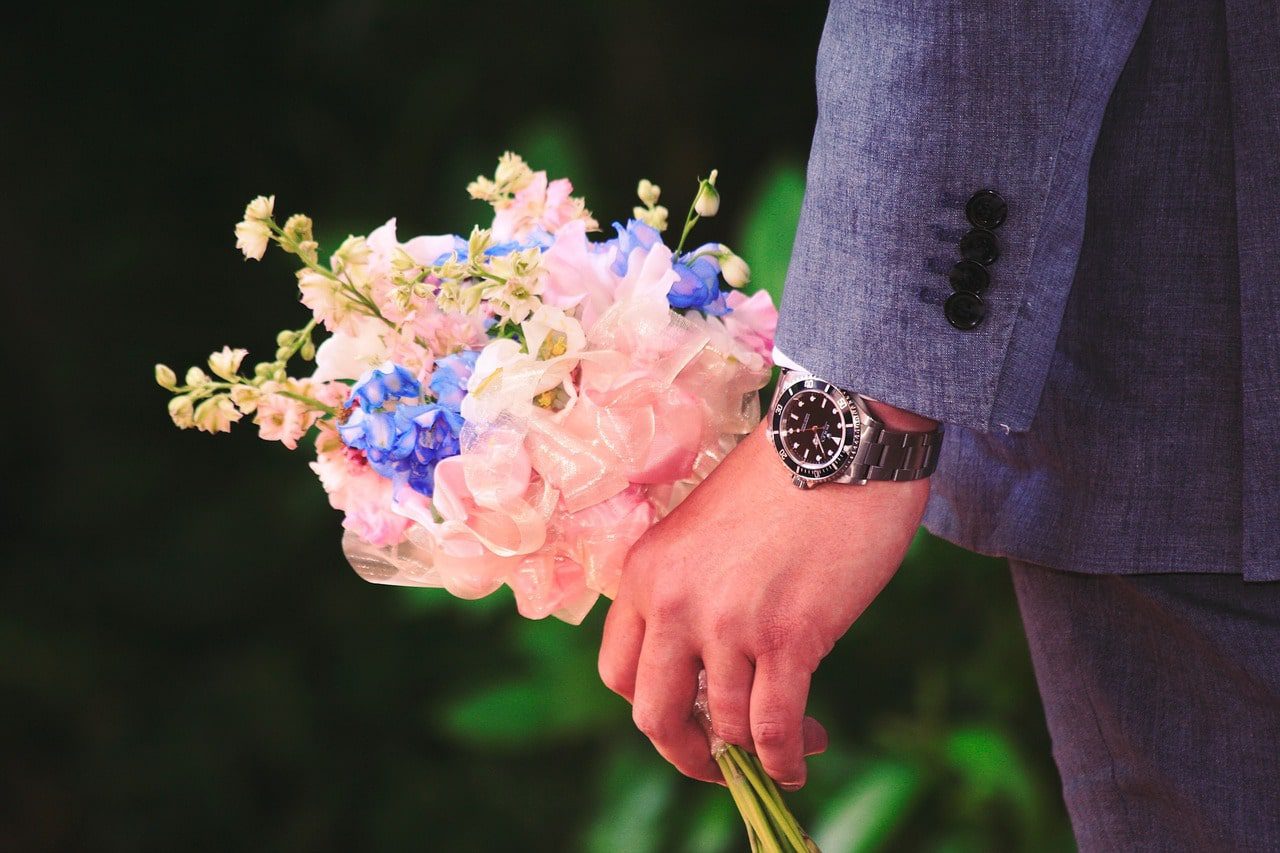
836, 402, 943, 484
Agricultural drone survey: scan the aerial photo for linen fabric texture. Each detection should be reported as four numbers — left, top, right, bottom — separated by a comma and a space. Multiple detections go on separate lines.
1009, 559, 1280, 851
773, 0, 1280, 581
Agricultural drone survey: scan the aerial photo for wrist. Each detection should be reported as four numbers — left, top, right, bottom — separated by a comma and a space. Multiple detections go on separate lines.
863, 398, 938, 433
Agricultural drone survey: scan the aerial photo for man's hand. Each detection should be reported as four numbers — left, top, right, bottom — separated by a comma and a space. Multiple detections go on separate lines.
598, 413, 931, 788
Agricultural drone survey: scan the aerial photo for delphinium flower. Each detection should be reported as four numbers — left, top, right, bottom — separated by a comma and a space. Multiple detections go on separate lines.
337, 363, 464, 499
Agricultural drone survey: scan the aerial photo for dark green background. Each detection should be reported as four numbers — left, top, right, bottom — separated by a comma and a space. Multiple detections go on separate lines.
5, 2, 1071, 850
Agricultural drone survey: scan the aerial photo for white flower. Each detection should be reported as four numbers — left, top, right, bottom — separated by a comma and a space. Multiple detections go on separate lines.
693, 170, 720, 217
523, 304, 586, 362
297, 268, 357, 333
207, 346, 248, 381
192, 395, 243, 434
235, 219, 271, 260
229, 384, 262, 414
234, 195, 276, 260
312, 317, 393, 382
720, 253, 751, 288
185, 366, 211, 387
521, 304, 587, 398
168, 395, 195, 428
485, 270, 544, 325
494, 151, 534, 192
243, 195, 275, 223
461, 338, 539, 424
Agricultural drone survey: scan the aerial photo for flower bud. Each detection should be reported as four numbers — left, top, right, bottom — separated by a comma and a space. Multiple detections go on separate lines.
633, 204, 669, 232
185, 366, 211, 387
154, 363, 178, 390
253, 361, 276, 380
282, 213, 313, 245
636, 179, 661, 208
720, 253, 751, 288
694, 169, 720, 218
300, 339, 316, 361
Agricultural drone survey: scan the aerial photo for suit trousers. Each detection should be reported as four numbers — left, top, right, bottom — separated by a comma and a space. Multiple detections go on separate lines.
1008, 560, 1280, 851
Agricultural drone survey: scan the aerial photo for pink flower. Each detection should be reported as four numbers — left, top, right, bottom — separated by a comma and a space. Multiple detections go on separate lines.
539, 219, 622, 326
254, 381, 330, 449
310, 433, 413, 547
723, 290, 778, 361
491, 172, 596, 242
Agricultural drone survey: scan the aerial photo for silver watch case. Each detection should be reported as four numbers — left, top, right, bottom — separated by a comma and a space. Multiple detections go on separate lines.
766, 372, 864, 488
766, 371, 942, 489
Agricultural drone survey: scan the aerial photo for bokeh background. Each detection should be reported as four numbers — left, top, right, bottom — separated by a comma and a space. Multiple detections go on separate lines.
5, 2, 1072, 850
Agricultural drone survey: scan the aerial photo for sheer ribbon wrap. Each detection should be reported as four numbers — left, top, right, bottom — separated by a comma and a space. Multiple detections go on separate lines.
343, 300, 769, 624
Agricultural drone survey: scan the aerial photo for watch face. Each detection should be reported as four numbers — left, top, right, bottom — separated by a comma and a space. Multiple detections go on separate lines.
768, 377, 860, 481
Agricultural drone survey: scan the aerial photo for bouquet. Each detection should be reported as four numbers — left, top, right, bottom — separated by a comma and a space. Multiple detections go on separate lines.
156, 154, 819, 851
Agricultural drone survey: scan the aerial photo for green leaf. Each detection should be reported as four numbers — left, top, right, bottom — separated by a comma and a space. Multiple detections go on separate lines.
811, 760, 922, 853
736, 161, 807, 305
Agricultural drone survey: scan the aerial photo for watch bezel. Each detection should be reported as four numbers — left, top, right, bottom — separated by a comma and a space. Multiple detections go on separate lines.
767, 376, 861, 483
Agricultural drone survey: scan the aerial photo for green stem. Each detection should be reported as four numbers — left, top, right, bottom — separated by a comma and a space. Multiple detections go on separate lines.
727, 747, 810, 853
673, 197, 700, 256
275, 389, 341, 417
717, 752, 783, 853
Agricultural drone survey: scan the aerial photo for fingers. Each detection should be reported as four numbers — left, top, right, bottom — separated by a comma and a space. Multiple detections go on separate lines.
703, 649, 755, 750
802, 716, 829, 757
598, 600, 645, 701
749, 655, 811, 789
631, 635, 719, 783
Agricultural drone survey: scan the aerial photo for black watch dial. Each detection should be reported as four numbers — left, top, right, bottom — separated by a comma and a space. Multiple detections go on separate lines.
767, 377, 860, 481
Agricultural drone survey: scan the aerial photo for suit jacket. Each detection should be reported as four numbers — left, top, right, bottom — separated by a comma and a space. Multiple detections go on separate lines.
773, 0, 1280, 580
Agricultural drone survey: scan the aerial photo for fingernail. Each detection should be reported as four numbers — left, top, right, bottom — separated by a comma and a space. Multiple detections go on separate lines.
780, 781, 803, 792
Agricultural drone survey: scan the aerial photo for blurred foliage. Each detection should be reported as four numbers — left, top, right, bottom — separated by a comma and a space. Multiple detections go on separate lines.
5, 1, 1070, 851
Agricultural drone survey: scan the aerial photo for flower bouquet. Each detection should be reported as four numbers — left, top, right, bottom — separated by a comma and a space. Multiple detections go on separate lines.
156, 154, 818, 852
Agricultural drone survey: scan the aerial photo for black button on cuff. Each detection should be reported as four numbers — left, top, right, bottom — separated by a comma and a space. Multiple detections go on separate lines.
945, 290, 987, 330
949, 259, 990, 293
966, 190, 1007, 229
959, 228, 1000, 264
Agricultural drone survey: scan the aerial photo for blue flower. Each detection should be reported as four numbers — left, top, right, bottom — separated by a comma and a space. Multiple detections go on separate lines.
606, 219, 663, 276
429, 350, 479, 411
669, 255, 730, 315
338, 402, 464, 497
338, 408, 416, 478
347, 363, 422, 410
432, 229, 554, 265
397, 404, 465, 496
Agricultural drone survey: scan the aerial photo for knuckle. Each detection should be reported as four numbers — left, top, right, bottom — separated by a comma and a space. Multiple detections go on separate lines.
632, 706, 667, 740
646, 589, 686, 623
709, 607, 740, 643
751, 719, 791, 749
754, 620, 795, 656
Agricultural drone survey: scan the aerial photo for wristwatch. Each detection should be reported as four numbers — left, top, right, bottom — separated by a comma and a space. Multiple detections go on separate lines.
766, 371, 943, 489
